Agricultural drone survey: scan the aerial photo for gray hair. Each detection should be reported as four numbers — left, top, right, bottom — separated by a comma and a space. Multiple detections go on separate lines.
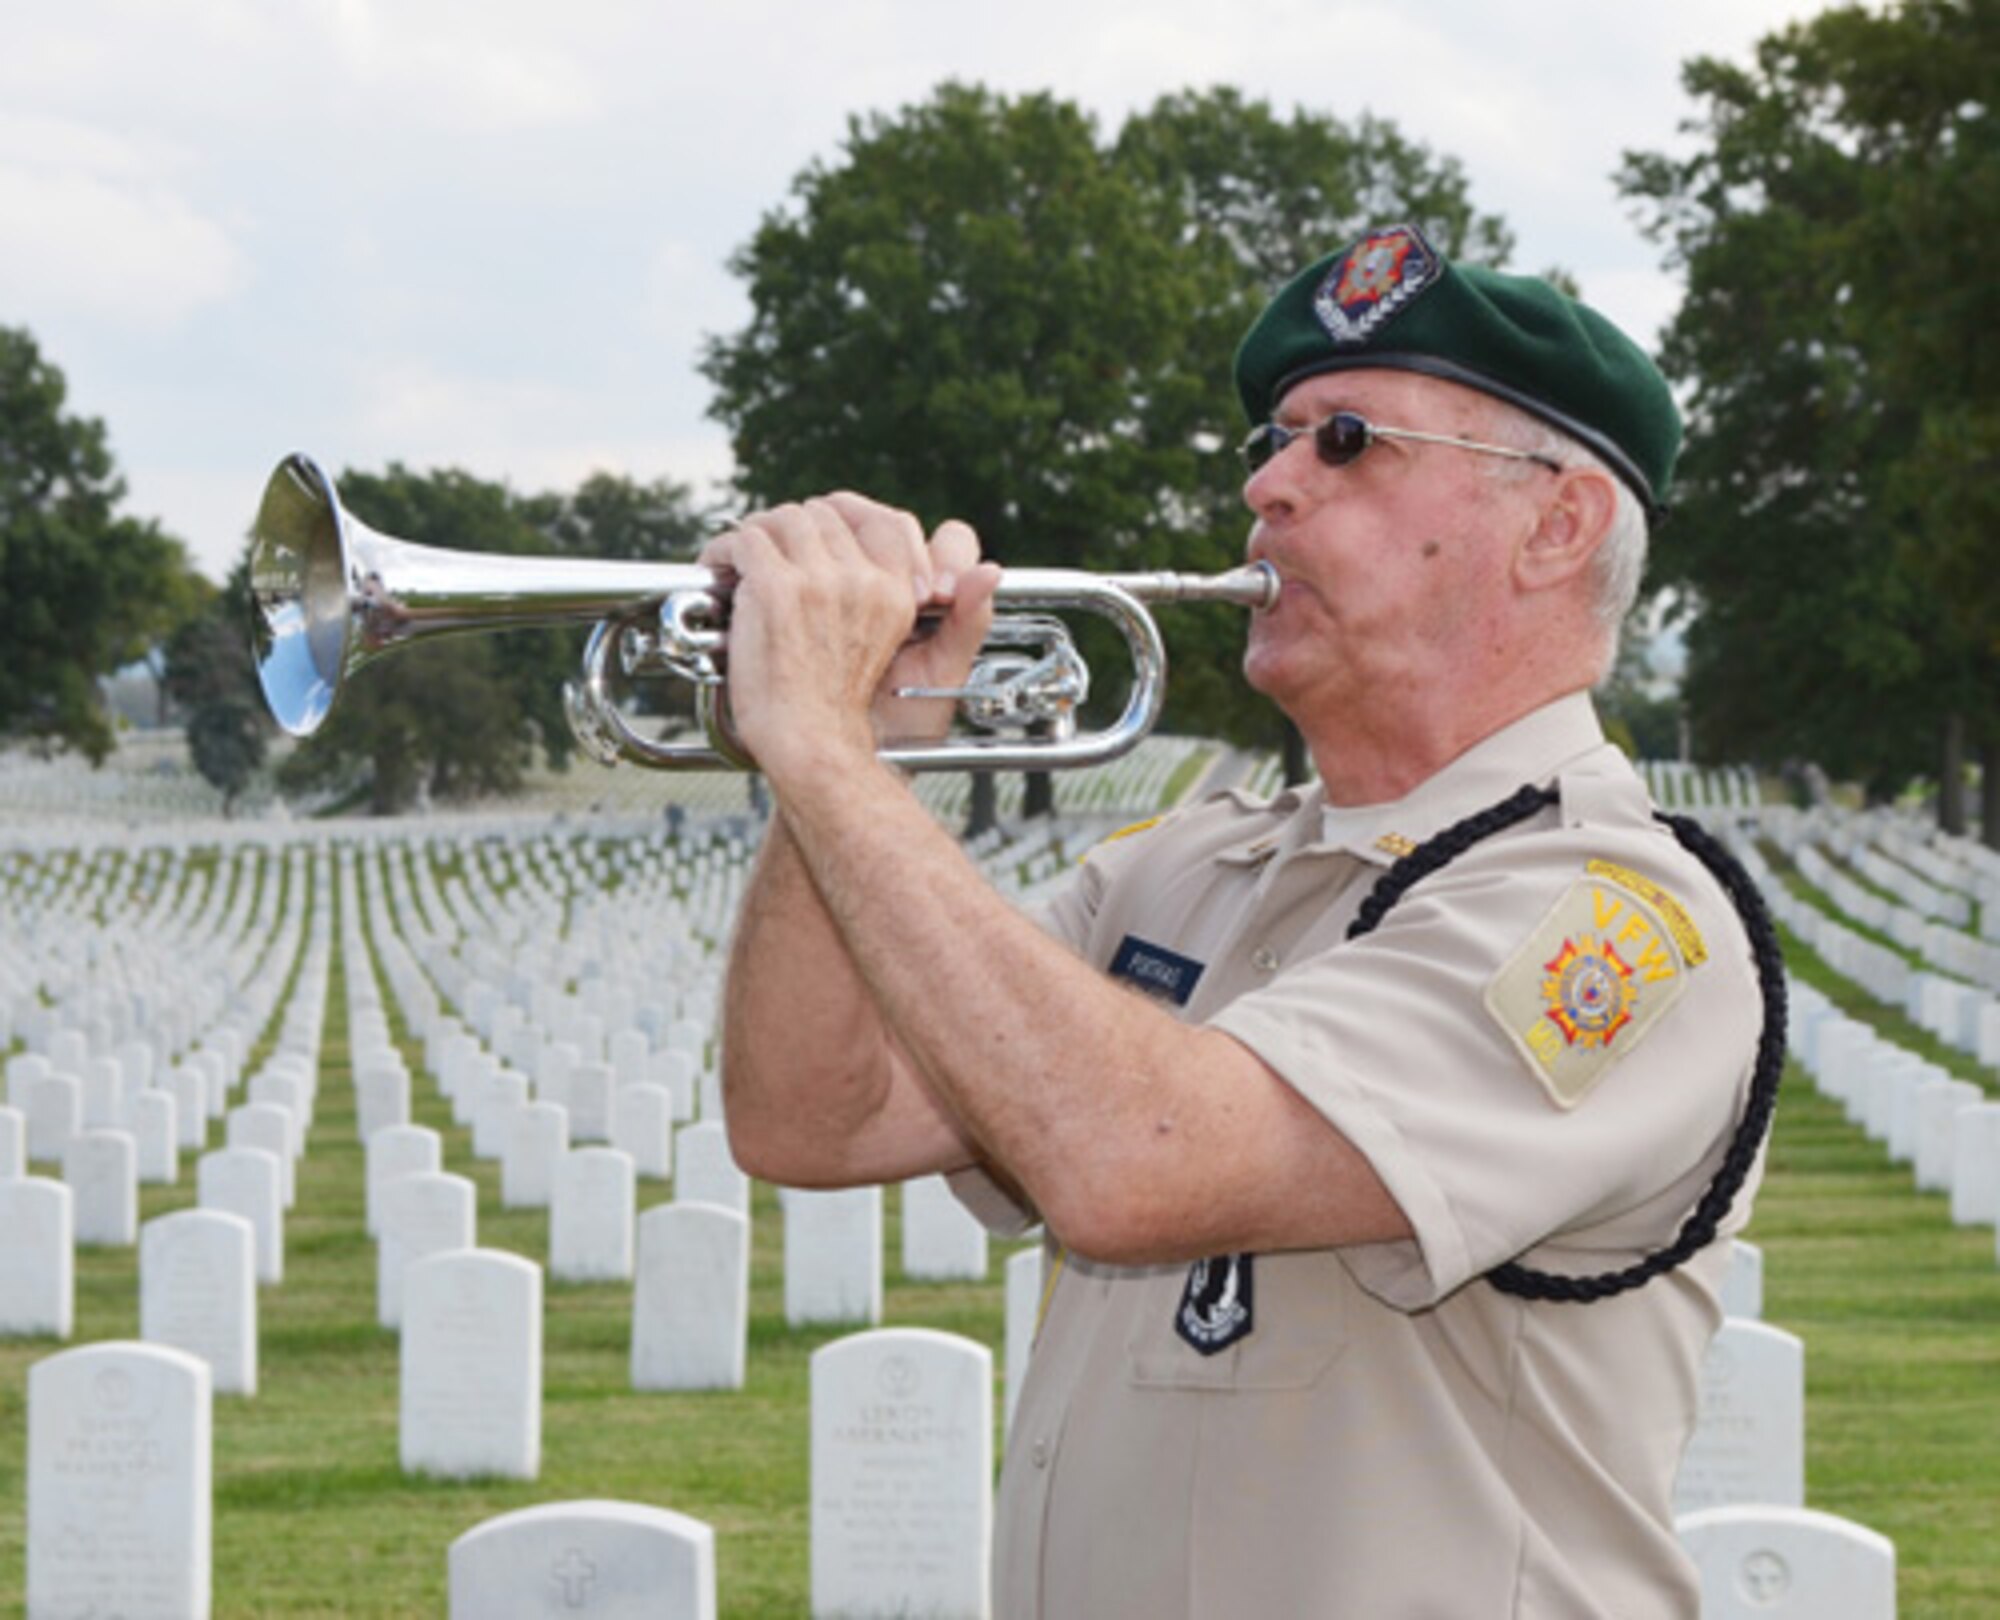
1478, 404, 1650, 644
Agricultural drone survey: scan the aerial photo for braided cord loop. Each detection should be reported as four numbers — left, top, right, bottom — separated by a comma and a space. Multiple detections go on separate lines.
1343, 786, 1787, 1304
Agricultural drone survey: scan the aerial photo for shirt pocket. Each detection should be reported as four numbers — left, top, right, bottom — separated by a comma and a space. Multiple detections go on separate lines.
1124, 1248, 1350, 1391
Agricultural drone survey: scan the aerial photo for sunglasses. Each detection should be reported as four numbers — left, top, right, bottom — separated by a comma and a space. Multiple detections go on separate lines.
1239, 410, 1566, 477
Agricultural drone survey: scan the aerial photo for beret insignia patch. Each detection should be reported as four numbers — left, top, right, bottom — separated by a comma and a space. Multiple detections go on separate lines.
1484, 871, 1691, 1108
1312, 223, 1441, 346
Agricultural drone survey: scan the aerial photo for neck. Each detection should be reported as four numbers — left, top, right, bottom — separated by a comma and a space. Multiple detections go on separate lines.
1304, 679, 1597, 807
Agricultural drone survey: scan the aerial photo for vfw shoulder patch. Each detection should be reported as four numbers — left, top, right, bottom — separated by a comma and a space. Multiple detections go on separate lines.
1483, 867, 1697, 1108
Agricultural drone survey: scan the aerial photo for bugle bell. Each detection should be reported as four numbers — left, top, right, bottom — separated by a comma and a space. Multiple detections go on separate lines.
248, 451, 1276, 773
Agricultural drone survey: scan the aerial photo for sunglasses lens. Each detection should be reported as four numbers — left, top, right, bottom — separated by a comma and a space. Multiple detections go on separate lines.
1241, 424, 1281, 471
1314, 412, 1371, 467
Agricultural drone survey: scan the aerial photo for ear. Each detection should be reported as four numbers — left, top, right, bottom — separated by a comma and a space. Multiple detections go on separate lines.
1513, 466, 1619, 595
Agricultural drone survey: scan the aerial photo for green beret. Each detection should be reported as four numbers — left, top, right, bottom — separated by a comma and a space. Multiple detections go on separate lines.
1233, 223, 1680, 518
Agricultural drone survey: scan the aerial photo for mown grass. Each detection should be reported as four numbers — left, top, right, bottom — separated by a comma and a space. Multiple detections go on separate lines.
1, 891, 1996, 1614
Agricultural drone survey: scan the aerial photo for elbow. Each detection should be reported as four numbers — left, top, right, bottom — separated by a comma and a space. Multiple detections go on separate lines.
1031, 1166, 1188, 1267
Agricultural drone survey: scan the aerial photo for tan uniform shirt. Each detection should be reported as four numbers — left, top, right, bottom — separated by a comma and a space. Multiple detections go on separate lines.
955, 694, 1764, 1619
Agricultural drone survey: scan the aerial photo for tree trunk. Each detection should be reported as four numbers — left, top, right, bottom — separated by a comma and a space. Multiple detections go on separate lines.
964, 772, 998, 840
1981, 731, 2000, 852
1940, 712, 1967, 836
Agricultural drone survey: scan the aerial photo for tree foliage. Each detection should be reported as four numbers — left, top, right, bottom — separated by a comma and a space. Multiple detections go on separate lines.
0, 326, 205, 762
1619, 0, 1998, 814
701, 83, 1514, 765
271, 465, 712, 814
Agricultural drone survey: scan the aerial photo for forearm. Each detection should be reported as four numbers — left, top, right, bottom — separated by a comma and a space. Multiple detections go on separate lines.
719, 805, 973, 1187
766, 745, 1214, 1247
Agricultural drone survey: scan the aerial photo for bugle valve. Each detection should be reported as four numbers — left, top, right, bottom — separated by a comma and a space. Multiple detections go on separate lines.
248, 451, 1276, 773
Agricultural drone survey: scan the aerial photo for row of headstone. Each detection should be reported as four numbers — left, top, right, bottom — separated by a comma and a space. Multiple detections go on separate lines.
1637, 760, 1762, 813
1767, 814, 2000, 1001
1789, 980, 2000, 1247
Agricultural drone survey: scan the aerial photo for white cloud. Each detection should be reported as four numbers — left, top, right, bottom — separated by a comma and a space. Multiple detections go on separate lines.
305, 0, 597, 130
0, 113, 245, 330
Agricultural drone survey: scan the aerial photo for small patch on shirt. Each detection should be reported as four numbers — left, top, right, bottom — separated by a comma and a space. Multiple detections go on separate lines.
1484, 873, 1691, 1108
1373, 832, 1418, 858
1108, 935, 1206, 1008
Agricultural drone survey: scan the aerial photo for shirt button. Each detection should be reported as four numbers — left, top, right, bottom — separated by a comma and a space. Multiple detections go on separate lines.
1250, 946, 1280, 973
1031, 1439, 1050, 1468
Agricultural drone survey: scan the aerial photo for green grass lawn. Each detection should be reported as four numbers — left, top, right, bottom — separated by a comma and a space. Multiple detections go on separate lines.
2, 906, 1997, 1614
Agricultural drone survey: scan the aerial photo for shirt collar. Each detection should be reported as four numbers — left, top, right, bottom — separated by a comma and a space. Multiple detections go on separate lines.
1304, 691, 1609, 865
1206, 692, 1611, 870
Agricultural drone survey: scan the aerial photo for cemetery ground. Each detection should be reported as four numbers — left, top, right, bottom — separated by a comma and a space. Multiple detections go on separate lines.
3, 824, 1999, 1614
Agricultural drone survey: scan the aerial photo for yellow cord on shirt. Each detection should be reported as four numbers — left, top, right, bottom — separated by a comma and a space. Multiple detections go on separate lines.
1035, 1244, 1068, 1336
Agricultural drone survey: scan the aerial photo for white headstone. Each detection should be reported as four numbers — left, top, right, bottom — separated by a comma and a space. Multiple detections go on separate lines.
163, 1065, 209, 1152
1674, 1320, 1806, 1513
0, 1102, 24, 1178
367, 1124, 443, 1238
675, 1122, 749, 1217
472, 1070, 531, 1161
1720, 1239, 1764, 1320
610, 1083, 674, 1180
65, 1127, 138, 1247
7, 1049, 52, 1111
1949, 1102, 2000, 1227
378, 1171, 478, 1329
23, 1071, 82, 1164
786, 1186, 883, 1328
631, 1202, 749, 1392
811, 1327, 993, 1620
197, 1146, 285, 1286
608, 1028, 650, 1089
0, 1177, 74, 1338
1004, 1244, 1045, 1435
1915, 1079, 1984, 1193
550, 1148, 636, 1283
567, 1061, 614, 1144
27, 1340, 212, 1619
228, 1102, 297, 1208
76, 1054, 127, 1131
502, 1102, 568, 1211
354, 1061, 411, 1144
1677, 1504, 1896, 1618
140, 1208, 258, 1396
401, 1248, 541, 1480
448, 1500, 716, 1620
535, 1041, 581, 1116
901, 1175, 989, 1281
247, 1071, 308, 1153
132, 1087, 179, 1185
654, 1049, 698, 1122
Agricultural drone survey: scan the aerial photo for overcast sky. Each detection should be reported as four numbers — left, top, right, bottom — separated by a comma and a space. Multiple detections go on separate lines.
6, 0, 1830, 582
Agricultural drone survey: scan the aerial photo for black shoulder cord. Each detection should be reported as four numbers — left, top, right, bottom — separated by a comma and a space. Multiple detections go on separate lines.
1343, 782, 1789, 1304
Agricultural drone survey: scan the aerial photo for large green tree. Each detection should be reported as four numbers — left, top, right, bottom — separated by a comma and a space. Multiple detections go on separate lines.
0, 326, 205, 761
273, 465, 712, 814
1620, 0, 1998, 834
702, 82, 1515, 800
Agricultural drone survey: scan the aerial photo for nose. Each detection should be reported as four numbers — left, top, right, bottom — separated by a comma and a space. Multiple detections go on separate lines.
1243, 436, 1308, 527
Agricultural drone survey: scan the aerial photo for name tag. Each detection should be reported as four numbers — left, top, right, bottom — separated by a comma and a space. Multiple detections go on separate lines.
1108, 935, 1206, 1008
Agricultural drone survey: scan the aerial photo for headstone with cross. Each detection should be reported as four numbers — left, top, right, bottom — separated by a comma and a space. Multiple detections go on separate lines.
447, 1499, 716, 1618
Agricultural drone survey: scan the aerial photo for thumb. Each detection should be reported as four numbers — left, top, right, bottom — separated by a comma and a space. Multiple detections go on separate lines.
928, 560, 1001, 667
